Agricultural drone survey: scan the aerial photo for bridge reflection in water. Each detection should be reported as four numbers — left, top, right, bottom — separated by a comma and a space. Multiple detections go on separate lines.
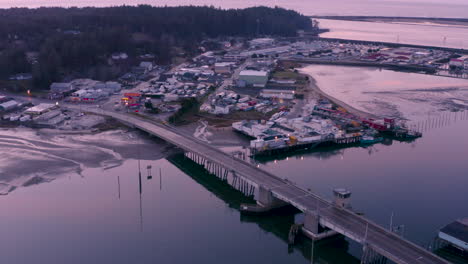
167, 153, 360, 264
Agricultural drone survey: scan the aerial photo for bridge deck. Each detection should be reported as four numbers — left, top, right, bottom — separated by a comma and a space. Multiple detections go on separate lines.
86, 108, 448, 264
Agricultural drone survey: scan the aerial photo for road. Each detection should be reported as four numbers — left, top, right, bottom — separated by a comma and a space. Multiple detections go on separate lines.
75, 106, 449, 264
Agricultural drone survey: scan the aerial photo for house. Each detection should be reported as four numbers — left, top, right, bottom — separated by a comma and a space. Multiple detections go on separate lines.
139, 61, 154, 72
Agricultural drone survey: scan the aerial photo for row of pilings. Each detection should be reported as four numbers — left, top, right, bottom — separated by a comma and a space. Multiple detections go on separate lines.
184, 152, 255, 197
361, 245, 388, 264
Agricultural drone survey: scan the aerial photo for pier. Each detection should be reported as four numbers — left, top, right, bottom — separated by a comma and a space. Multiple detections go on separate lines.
84, 107, 449, 264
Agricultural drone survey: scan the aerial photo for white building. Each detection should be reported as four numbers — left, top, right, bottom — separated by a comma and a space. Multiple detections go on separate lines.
238, 70, 268, 88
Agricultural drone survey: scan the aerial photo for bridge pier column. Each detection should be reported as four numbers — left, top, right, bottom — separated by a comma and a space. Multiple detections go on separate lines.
240, 185, 287, 214
301, 211, 339, 241
257, 186, 286, 208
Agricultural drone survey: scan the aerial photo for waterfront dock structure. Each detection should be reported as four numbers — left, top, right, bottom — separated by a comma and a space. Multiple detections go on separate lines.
83, 107, 448, 264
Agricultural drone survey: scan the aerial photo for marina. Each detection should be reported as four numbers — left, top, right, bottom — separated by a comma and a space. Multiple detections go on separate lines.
233, 100, 421, 156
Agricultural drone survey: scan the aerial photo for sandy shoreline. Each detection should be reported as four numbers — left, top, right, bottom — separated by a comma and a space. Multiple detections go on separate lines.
0, 127, 177, 195
298, 67, 378, 119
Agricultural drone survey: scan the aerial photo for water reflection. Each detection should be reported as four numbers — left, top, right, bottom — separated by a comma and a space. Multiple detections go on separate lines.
167, 153, 360, 263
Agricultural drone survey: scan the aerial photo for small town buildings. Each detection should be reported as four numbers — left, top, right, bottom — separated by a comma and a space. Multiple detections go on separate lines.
238, 70, 269, 87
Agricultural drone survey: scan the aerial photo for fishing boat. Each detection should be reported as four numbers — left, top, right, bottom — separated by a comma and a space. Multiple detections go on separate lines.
360, 135, 383, 144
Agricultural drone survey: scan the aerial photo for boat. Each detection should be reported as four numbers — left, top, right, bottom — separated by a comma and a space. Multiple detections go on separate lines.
360, 135, 383, 144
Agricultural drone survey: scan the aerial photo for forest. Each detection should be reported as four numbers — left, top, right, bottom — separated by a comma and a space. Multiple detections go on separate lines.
0, 5, 313, 89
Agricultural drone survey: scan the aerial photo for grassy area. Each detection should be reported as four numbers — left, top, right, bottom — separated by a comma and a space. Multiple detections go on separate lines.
272, 70, 302, 80
199, 109, 278, 127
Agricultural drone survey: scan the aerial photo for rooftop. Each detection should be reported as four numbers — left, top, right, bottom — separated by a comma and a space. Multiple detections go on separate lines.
440, 218, 468, 243
25, 103, 56, 113
239, 70, 268, 77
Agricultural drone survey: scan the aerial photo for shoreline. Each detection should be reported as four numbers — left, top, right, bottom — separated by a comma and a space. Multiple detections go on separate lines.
298, 67, 378, 120
311, 16, 468, 27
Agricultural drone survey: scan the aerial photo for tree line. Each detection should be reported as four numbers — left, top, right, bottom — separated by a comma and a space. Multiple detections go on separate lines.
0, 5, 313, 89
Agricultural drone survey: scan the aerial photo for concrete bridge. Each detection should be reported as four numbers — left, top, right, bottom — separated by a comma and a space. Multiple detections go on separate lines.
84, 108, 449, 264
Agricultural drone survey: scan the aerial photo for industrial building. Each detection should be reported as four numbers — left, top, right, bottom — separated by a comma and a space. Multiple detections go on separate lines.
50, 82, 74, 93
0, 100, 19, 111
238, 70, 269, 87
438, 218, 468, 252
24, 103, 57, 115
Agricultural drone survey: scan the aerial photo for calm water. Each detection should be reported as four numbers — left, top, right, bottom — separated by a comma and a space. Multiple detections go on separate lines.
1, 116, 467, 263
0, 153, 359, 264
318, 18, 468, 49
259, 116, 468, 249
1, 0, 468, 18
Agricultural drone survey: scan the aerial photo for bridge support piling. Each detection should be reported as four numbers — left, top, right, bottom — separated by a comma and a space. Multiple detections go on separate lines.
301, 211, 339, 241
361, 245, 387, 264
240, 186, 288, 214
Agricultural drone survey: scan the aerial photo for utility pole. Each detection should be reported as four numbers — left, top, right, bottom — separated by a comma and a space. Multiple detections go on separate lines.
389, 212, 394, 231
138, 151, 142, 194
